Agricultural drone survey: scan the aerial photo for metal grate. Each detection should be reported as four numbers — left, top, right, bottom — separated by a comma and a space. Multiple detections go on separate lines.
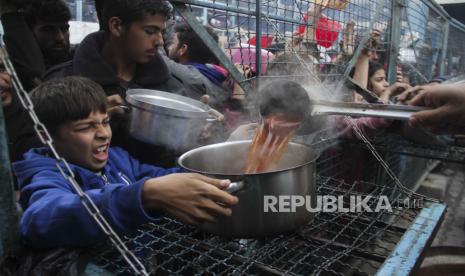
177, 0, 392, 84
93, 174, 428, 275
397, 0, 446, 84
343, 133, 465, 164
445, 25, 465, 77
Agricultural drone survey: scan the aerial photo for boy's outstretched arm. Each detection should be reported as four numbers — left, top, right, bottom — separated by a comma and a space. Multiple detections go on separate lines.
20, 170, 159, 248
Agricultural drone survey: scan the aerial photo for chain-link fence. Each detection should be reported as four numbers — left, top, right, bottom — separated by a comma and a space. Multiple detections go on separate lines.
0, 0, 461, 275
171, 0, 465, 89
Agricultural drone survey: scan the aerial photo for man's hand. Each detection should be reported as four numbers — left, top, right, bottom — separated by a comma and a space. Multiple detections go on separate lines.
142, 173, 239, 225
408, 83, 465, 134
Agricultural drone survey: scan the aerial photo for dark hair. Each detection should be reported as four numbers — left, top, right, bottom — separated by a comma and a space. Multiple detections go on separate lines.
174, 22, 219, 64
102, 0, 172, 32
30, 77, 107, 136
367, 62, 385, 91
24, 0, 71, 28
95, 0, 105, 30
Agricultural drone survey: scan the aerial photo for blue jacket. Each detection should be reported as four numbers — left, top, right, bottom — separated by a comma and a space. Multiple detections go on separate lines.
13, 147, 181, 248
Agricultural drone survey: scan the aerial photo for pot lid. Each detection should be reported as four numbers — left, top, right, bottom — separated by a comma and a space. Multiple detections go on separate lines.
126, 89, 210, 117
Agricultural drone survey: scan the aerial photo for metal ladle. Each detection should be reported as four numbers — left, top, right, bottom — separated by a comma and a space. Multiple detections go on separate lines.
310, 100, 430, 120
258, 79, 430, 126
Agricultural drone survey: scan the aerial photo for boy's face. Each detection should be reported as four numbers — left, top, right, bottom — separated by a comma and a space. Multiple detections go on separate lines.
119, 14, 166, 64
54, 111, 112, 171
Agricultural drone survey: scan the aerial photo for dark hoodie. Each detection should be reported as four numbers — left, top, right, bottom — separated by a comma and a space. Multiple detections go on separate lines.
13, 147, 180, 248
43, 32, 213, 167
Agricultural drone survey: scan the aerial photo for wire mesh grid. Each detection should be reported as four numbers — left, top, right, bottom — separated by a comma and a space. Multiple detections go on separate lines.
397, 0, 446, 85
59, 1, 456, 274
445, 25, 465, 77
179, 0, 392, 86
340, 132, 465, 164
91, 139, 432, 275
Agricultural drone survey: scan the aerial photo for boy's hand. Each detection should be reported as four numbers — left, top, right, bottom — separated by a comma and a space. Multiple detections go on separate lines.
142, 173, 239, 225
106, 94, 126, 116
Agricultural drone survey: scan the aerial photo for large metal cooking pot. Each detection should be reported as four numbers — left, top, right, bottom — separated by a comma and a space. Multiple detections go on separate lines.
178, 140, 319, 238
125, 89, 217, 151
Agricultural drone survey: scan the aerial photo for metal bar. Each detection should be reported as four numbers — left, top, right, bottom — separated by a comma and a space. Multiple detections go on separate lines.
439, 22, 450, 76
449, 18, 465, 34
76, 0, 83, 21
174, 3, 252, 93
0, 101, 19, 258
387, 0, 404, 84
255, 0, 262, 82
376, 202, 446, 276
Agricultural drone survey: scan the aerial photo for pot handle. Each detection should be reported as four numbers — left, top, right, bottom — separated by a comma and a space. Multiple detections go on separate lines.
118, 105, 132, 113
226, 181, 245, 194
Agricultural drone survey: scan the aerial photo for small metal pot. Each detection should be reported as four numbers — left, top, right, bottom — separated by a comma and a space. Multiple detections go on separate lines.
125, 89, 217, 151
178, 140, 319, 238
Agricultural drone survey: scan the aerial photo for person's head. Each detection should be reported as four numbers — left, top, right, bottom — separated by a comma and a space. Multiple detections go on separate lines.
102, 0, 172, 63
367, 62, 389, 96
30, 77, 111, 171
168, 22, 219, 64
24, 0, 71, 64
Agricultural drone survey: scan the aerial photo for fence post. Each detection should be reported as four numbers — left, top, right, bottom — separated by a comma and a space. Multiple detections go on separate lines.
255, 0, 262, 83
387, 0, 404, 84
0, 103, 19, 259
439, 22, 450, 76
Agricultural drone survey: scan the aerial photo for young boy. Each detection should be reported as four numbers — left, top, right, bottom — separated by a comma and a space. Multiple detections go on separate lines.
13, 76, 238, 248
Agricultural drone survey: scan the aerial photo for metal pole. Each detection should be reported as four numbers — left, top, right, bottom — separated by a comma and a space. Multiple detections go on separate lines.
0, 102, 19, 258
76, 0, 83, 21
255, 0, 262, 84
387, 0, 404, 84
439, 22, 450, 76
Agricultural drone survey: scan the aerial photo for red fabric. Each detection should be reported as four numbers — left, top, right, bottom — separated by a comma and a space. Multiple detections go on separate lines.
296, 15, 342, 48
248, 36, 274, 49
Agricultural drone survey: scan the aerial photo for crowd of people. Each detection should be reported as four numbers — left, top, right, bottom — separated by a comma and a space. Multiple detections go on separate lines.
0, 0, 464, 261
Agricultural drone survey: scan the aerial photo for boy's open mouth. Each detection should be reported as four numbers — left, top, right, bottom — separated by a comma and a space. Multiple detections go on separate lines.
93, 144, 109, 162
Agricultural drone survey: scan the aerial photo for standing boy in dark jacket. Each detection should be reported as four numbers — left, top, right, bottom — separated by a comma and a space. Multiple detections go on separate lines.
13, 76, 238, 248
44, 0, 220, 167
